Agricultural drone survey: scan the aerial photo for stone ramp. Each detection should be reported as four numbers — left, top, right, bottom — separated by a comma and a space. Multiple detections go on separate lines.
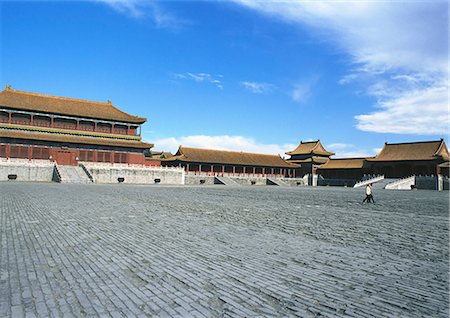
266, 177, 290, 187
56, 165, 92, 184
353, 175, 384, 188
214, 176, 240, 186
371, 178, 400, 189
354, 175, 400, 190
385, 176, 415, 190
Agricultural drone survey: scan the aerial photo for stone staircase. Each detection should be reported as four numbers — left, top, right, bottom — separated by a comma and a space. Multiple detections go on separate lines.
266, 177, 289, 187
385, 176, 415, 190
371, 178, 400, 189
353, 175, 385, 188
55, 165, 92, 184
353, 175, 401, 190
214, 176, 240, 186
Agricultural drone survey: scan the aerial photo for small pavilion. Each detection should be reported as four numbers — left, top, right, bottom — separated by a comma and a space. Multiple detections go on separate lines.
162, 146, 299, 177
285, 140, 334, 177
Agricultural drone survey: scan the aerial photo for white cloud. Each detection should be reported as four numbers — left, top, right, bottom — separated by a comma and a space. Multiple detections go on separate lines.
327, 143, 376, 158
326, 143, 354, 150
355, 83, 449, 135
332, 151, 375, 159
240, 81, 274, 94
232, 0, 449, 135
373, 147, 382, 155
96, 0, 185, 29
97, 0, 143, 17
174, 73, 224, 89
291, 83, 312, 103
151, 135, 296, 156
291, 76, 319, 103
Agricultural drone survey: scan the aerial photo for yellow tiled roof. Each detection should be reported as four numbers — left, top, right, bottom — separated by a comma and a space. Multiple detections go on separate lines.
0, 87, 146, 124
318, 157, 367, 169
367, 140, 448, 162
286, 140, 334, 156
167, 146, 298, 168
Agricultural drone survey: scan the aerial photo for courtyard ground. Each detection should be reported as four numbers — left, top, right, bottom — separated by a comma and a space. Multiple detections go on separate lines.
0, 183, 448, 317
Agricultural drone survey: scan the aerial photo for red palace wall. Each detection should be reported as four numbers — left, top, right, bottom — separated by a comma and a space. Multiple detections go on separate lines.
0, 143, 156, 166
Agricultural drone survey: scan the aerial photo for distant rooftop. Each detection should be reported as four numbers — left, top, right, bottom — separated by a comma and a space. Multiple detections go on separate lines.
286, 140, 334, 157
368, 139, 449, 162
167, 146, 298, 168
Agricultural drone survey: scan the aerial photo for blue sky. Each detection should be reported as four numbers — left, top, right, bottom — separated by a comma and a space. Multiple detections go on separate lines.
1, 0, 448, 157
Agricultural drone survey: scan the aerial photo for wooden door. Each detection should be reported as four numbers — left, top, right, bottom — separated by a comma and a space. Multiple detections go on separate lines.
56, 150, 77, 166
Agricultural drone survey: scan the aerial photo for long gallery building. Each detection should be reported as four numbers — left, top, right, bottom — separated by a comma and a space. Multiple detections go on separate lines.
0, 85, 155, 166
162, 146, 299, 177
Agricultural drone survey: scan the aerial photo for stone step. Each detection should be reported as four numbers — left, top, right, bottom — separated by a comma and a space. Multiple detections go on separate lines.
214, 176, 241, 186
266, 177, 290, 187
56, 165, 92, 183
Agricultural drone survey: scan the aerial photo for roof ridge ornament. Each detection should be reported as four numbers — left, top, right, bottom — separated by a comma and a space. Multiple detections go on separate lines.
107, 100, 112, 104
5, 84, 11, 91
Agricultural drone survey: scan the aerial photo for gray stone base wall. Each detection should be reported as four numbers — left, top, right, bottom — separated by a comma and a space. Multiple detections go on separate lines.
0, 163, 54, 182
415, 176, 438, 190
86, 166, 184, 185
185, 175, 305, 186
232, 176, 268, 186
280, 178, 305, 186
318, 178, 357, 187
185, 175, 216, 185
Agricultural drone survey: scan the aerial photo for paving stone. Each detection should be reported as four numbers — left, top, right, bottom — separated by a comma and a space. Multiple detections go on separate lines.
0, 183, 448, 317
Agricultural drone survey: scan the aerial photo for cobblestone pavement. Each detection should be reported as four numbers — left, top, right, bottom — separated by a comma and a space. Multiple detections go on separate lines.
0, 183, 448, 317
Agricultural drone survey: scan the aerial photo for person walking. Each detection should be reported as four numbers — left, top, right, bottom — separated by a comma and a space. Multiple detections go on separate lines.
363, 183, 374, 203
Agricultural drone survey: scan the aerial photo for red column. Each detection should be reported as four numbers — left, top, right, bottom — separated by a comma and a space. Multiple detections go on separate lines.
8, 112, 11, 124
28, 146, 32, 160
50, 117, 54, 128
233, 166, 235, 175
6, 145, 10, 158
127, 126, 131, 135
76, 120, 80, 130
111, 124, 114, 133
30, 115, 34, 126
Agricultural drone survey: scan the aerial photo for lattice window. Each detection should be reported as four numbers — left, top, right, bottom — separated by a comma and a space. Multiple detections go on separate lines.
0, 112, 9, 123
32, 147, 50, 159
97, 152, 111, 162
10, 146, 28, 158
11, 113, 31, 125
0, 145, 6, 157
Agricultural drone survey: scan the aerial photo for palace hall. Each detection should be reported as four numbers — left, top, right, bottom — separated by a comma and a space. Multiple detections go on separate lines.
0, 86, 155, 166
